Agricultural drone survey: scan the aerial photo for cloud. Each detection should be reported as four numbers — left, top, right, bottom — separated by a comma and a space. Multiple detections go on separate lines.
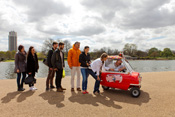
12, 0, 71, 22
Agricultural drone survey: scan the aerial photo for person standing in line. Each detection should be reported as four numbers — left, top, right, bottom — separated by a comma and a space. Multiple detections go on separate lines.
46, 42, 58, 91
68, 42, 81, 92
27, 46, 39, 91
51, 42, 66, 92
14, 45, 27, 91
79, 46, 91, 94
87, 53, 108, 95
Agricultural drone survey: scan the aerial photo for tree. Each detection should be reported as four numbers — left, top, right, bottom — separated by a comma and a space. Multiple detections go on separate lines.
123, 43, 137, 56
136, 50, 148, 57
161, 48, 173, 57
63, 40, 71, 57
148, 47, 160, 57
41, 38, 55, 55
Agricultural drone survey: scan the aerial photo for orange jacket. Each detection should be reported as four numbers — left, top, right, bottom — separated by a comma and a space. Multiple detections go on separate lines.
68, 45, 81, 68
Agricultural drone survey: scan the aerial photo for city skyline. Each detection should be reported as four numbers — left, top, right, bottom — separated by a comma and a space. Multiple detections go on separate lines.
0, 0, 175, 52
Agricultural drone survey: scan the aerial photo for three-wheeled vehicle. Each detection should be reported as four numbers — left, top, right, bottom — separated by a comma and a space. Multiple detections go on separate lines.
100, 55, 142, 97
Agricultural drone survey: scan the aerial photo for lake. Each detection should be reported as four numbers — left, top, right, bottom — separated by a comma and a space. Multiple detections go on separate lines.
0, 60, 175, 79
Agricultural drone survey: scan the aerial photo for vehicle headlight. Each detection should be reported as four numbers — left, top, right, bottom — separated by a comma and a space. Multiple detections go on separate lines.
138, 73, 142, 83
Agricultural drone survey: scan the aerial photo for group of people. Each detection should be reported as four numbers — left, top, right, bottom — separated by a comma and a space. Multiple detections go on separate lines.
14, 41, 118, 94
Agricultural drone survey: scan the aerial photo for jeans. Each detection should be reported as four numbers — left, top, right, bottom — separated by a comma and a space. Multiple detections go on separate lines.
55, 69, 63, 89
87, 69, 101, 93
81, 68, 89, 91
17, 72, 26, 89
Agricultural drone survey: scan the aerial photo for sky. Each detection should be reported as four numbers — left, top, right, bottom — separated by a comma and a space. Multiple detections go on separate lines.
0, 0, 175, 52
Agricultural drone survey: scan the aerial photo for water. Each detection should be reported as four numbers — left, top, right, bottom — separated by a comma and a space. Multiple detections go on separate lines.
0, 60, 175, 79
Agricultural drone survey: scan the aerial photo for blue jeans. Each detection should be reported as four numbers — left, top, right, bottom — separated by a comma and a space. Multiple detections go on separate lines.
81, 68, 89, 91
87, 69, 101, 93
17, 72, 26, 89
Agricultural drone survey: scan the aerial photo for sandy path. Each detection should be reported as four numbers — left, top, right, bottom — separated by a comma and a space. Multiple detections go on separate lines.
0, 71, 175, 117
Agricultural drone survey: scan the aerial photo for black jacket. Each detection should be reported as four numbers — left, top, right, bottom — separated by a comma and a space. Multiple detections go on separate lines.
47, 48, 55, 68
79, 52, 91, 67
51, 49, 65, 69
27, 53, 39, 73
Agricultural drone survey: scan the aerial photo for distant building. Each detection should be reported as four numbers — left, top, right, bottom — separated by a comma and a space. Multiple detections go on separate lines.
8, 31, 17, 51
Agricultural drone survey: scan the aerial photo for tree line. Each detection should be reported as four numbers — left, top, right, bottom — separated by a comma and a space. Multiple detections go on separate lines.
0, 39, 175, 61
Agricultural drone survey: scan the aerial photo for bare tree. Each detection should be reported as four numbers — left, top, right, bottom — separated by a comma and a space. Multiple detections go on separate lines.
123, 43, 137, 56
41, 38, 55, 55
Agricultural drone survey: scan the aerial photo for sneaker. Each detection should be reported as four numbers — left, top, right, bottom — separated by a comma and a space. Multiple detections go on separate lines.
46, 87, 49, 91
30, 87, 34, 91
50, 85, 55, 89
61, 87, 66, 90
82, 91, 86, 94
93, 91, 99, 95
71, 88, 74, 92
33, 87, 37, 90
57, 88, 63, 92
77, 88, 81, 91
85, 90, 89, 94
18, 88, 25, 91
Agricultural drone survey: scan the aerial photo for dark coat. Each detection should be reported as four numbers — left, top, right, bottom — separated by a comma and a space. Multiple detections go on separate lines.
27, 53, 39, 73
47, 48, 55, 68
79, 52, 91, 67
51, 49, 65, 69
14, 52, 27, 73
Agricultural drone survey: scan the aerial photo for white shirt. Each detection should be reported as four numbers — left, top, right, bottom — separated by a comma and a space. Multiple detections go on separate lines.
90, 58, 103, 76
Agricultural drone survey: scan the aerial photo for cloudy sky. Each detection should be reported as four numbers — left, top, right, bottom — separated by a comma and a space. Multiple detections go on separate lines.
0, 0, 175, 52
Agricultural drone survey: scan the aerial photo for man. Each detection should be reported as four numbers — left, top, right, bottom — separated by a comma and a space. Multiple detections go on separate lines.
106, 59, 126, 72
51, 42, 66, 92
68, 42, 81, 91
46, 42, 58, 91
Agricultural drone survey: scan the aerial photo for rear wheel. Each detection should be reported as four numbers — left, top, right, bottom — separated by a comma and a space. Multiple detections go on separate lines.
102, 86, 109, 90
130, 87, 140, 98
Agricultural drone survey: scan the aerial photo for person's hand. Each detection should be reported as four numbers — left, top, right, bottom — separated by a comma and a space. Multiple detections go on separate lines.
17, 69, 19, 73
97, 76, 100, 81
86, 63, 89, 66
29, 72, 32, 75
109, 68, 114, 71
49, 68, 53, 70
54, 68, 58, 71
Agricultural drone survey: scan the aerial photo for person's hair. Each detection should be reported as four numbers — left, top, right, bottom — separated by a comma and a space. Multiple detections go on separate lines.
100, 53, 108, 60
59, 42, 64, 46
84, 46, 89, 51
74, 41, 80, 45
52, 41, 58, 46
18, 45, 24, 52
27, 46, 34, 57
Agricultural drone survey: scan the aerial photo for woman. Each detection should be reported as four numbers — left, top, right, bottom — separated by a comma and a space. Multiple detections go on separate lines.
27, 46, 39, 91
14, 45, 27, 91
87, 53, 108, 95
79, 46, 91, 94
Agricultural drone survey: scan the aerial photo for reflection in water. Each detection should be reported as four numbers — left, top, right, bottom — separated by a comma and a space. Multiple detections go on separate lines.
0, 60, 175, 79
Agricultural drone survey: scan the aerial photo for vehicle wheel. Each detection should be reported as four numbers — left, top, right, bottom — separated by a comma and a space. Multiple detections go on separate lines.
102, 86, 109, 90
130, 87, 140, 98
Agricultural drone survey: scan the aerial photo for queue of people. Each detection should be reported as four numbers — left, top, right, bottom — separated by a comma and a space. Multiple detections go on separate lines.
14, 41, 110, 95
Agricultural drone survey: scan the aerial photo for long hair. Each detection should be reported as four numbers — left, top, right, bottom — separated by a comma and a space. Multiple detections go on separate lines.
27, 46, 34, 57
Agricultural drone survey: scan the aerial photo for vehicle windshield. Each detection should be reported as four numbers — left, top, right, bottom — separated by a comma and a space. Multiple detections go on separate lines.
122, 59, 134, 72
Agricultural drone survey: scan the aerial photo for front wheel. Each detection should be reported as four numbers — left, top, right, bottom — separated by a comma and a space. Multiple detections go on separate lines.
130, 87, 140, 98
102, 86, 109, 90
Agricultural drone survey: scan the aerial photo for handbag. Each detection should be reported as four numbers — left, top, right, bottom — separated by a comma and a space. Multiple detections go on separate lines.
24, 75, 37, 84
62, 69, 65, 78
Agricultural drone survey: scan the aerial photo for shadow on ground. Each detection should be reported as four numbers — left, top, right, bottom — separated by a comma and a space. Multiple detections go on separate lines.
68, 89, 150, 109
39, 90, 65, 108
1, 90, 35, 103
